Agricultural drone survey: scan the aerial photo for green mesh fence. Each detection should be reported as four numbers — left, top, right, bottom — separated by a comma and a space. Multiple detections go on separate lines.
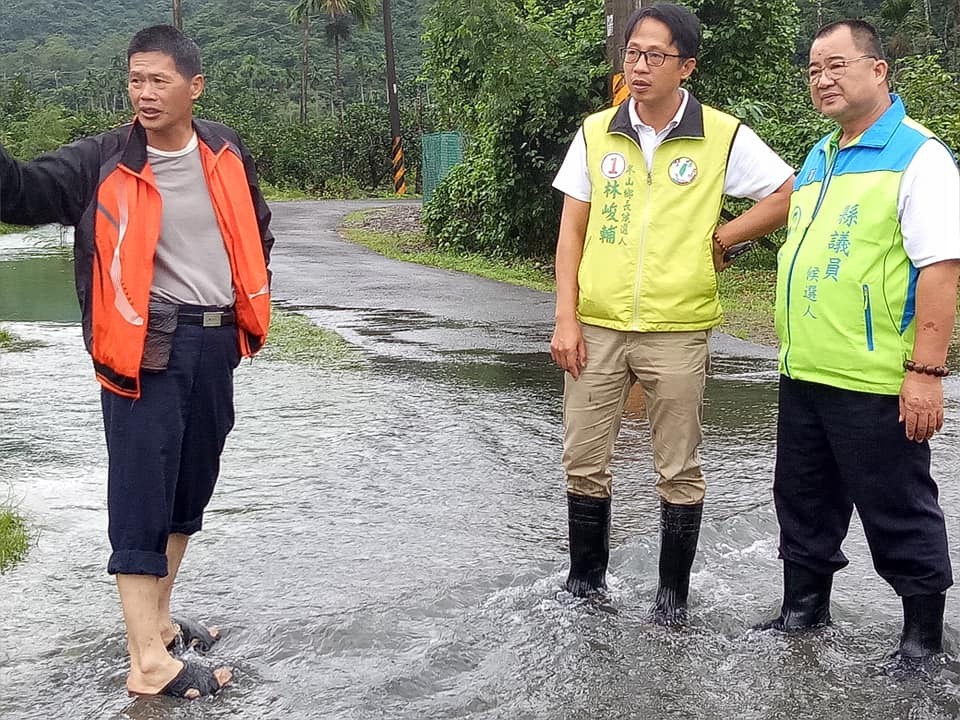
421, 131, 464, 202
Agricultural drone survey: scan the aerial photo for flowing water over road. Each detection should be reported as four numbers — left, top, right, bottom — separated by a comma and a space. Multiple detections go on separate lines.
3, 202, 960, 719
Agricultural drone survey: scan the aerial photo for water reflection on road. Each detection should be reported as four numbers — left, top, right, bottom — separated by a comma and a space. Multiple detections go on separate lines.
2, 216, 960, 719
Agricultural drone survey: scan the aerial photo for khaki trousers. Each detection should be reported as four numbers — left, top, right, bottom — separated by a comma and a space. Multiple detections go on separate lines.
562, 324, 710, 504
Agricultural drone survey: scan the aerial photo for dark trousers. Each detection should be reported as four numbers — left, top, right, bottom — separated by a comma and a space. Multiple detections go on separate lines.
774, 376, 952, 597
101, 323, 240, 576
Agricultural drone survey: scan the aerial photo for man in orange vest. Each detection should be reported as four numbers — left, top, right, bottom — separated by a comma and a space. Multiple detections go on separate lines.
0, 25, 272, 698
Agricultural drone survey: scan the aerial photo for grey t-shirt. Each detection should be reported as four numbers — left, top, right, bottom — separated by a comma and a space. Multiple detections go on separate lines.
147, 133, 235, 306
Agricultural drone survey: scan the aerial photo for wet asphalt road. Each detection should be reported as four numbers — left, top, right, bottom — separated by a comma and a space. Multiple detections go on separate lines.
266, 199, 777, 362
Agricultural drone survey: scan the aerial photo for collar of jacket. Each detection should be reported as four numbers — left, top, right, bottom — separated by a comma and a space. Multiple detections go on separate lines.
841, 93, 905, 150
606, 92, 706, 145
119, 118, 231, 173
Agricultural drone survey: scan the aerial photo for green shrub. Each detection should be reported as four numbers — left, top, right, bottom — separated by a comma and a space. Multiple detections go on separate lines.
421, 0, 606, 259
0, 506, 29, 573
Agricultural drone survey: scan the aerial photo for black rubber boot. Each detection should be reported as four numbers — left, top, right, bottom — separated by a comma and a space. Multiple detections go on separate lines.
650, 500, 702, 626
890, 593, 945, 669
564, 493, 611, 597
754, 560, 832, 632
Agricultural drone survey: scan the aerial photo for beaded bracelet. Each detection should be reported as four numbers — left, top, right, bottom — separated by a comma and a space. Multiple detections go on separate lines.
903, 359, 951, 377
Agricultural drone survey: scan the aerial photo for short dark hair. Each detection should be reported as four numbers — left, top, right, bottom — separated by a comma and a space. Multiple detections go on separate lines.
127, 25, 202, 78
623, 3, 700, 59
814, 19, 884, 60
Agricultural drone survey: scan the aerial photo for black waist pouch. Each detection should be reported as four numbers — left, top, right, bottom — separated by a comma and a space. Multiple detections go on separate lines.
141, 300, 179, 371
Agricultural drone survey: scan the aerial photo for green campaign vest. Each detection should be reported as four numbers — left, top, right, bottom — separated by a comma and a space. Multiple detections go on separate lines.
776, 96, 945, 394
578, 95, 740, 332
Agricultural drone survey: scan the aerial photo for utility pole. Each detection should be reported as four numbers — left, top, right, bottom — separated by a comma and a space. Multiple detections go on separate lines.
383, 0, 407, 195
173, 0, 183, 30
605, 0, 643, 104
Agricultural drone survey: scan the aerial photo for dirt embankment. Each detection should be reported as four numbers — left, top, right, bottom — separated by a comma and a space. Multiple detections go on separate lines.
351, 204, 425, 234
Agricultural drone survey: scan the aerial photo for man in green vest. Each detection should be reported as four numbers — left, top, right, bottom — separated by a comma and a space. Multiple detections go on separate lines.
758, 19, 960, 670
550, 2, 793, 623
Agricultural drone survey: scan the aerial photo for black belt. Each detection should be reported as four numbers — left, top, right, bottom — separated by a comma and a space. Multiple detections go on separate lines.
177, 306, 236, 327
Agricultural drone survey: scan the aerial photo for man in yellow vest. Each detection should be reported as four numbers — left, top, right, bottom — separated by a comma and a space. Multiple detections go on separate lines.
550, 2, 793, 623
758, 20, 959, 671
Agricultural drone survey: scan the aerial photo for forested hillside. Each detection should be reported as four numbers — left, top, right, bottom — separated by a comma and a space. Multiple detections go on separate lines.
0, 0, 426, 113
797, 0, 959, 63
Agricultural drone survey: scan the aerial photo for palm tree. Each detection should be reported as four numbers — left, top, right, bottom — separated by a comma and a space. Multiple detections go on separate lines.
289, 0, 377, 124
353, 56, 376, 104
290, 10, 311, 123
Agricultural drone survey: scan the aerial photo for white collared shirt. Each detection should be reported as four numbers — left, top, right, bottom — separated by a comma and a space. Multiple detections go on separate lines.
553, 89, 793, 202
629, 88, 689, 172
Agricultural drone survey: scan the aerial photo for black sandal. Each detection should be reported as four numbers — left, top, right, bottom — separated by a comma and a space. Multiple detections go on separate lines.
166, 617, 220, 653
158, 660, 226, 698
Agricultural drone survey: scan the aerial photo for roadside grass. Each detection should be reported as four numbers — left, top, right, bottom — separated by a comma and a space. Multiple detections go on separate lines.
716, 268, 777, 345
342, 212, 555, 293
0, 326, 42, 352
0, 504, 30, 573
262, 306, 360, 366
261, 183, 313, 202
260, 184, 420, 202
0, 222, 30, 235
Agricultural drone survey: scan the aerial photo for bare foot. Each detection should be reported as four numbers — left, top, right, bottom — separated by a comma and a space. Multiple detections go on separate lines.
127, 655, 186, 695
129, 660, 232, 698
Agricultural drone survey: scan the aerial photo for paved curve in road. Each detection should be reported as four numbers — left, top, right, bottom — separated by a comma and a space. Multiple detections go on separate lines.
267, 199, 777, 362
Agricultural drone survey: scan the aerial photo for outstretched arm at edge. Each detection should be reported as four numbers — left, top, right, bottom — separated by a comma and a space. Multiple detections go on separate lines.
0, 139, 96, 228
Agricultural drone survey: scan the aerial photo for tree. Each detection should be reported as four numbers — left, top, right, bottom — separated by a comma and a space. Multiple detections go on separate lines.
878, 0, 939, 58
289, 0, 378, 123
292, 12, 311, 122
688, 0, 801, 106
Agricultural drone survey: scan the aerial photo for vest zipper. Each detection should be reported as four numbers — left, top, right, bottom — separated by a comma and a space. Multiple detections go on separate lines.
862, 284, 875, 351
783, 143, 839, 376
633, 169, 653, 330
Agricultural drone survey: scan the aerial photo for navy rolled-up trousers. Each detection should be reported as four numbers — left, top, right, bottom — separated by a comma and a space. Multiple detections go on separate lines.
101, 322, 240, 577
774, 375, 952, 597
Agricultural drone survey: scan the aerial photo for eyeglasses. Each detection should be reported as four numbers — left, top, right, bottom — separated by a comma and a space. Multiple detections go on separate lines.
620, 47, 684, 67
807, 55, 877, 85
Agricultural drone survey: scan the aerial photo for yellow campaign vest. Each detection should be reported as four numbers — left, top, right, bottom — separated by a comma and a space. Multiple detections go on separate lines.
578, 96, 740, 332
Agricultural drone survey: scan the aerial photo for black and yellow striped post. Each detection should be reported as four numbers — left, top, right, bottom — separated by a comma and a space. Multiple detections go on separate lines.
391, 135, 407, 196
611, 72, 630, 106
383, 0, 407, 196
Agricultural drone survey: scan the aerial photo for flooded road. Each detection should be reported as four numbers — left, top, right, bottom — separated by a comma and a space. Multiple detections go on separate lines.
2, 203, 960, 719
